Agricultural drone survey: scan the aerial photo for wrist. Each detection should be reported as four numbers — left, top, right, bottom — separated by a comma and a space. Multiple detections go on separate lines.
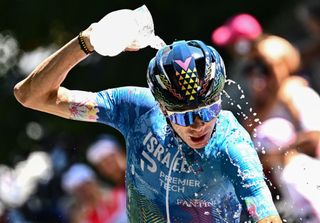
78, 26, 95, 54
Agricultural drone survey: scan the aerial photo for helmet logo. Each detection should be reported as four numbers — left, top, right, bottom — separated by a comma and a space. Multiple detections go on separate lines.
174, 57, 199, 101
175, 57, 191, 71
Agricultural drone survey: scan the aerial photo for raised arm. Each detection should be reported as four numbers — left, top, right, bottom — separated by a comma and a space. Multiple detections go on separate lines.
13, 26, 95, 120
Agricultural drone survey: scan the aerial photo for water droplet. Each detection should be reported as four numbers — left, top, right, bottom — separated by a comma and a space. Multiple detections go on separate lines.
276, 195, 280, 200
204, 211, 210, 215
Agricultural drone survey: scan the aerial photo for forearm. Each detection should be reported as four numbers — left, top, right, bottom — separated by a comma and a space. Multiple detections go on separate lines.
14, 28, 93, 108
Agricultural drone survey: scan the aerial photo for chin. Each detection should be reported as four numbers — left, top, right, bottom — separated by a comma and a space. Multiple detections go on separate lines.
189, 142, 209, 149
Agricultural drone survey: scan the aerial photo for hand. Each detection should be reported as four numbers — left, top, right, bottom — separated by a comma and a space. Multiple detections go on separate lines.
124, 47, 140, 52
89, 9, 140, 56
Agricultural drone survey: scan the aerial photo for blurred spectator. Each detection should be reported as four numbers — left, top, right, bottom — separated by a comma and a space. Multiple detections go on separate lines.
62, 163, 127, 223
242, 34, 320, 136
86, 134, 127, 222
255, 118, 320, 222
212, 15, 320, 222
86, 135, 126, 186
242, 34, 320, 221
211, 13, 263, 114
212, 13, 262, 57
296, 0, 320, 93
242, 34, 320, 171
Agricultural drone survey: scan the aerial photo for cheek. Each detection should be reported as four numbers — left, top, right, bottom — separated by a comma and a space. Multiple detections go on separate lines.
207, 119, 217, 129
171, 124, 188, 138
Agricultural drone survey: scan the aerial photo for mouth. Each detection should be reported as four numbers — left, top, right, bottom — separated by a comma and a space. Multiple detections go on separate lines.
190, 133, 207, 143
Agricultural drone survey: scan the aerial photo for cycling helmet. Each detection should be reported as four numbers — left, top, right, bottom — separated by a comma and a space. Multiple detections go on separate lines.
147, 40, 226, 111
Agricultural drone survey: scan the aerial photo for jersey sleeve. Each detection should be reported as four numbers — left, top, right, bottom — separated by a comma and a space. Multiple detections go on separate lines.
220, 113, 279, 222
94, 86, 156, 136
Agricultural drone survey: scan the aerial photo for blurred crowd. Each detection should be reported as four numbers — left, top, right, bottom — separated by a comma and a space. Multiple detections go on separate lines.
212, 0, 320, 221
1, 0, 320, 222
0, 134, 127, 223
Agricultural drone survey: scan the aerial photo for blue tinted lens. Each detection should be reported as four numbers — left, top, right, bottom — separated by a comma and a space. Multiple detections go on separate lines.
168, 101, 221, 126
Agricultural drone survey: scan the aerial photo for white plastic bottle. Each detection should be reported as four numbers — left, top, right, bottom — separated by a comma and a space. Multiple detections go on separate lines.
90, 9, 138, 56
90, 5, 166, 57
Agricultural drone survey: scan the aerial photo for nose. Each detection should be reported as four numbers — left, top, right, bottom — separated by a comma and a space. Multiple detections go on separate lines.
189, 116, 205, 130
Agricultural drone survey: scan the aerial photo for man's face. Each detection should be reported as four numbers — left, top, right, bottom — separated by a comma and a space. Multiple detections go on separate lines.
163, 99, 221, 149
170, 116, 217, 149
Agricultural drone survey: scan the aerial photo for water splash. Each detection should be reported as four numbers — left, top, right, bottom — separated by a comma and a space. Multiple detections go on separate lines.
149, 35, 166, 50
223, 79, 298, 215
223, 79, 263, 141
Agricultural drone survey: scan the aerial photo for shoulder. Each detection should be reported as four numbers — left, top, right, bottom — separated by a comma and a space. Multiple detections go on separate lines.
97, 86, 153, 98
215, 110, 254, 150
216, 110, 243, 132
97, 86, 157, 107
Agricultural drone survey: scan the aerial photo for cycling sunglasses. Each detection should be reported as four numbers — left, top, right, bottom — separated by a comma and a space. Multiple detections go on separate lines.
166, 99, 221, 127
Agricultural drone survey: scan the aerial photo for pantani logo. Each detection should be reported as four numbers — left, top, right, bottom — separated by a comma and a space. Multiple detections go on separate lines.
141, 132, 192, 173
176, 199, 214, 208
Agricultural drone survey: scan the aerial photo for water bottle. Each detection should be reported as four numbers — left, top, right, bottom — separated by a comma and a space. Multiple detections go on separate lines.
90, 5, 166, 57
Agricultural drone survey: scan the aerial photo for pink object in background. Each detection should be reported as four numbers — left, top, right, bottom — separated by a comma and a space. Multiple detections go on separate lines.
255, 118, 297, 152
211, 13, 262, 47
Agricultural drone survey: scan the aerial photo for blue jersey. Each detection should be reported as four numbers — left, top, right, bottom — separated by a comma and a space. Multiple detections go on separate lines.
90, 86, 278, 222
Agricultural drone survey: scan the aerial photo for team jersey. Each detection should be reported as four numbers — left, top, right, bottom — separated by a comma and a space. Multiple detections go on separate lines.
81, 86, 279, 223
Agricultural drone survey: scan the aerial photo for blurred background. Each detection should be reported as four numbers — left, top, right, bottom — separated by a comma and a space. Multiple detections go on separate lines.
1, 0, 319, 222
0, 0, 309, 164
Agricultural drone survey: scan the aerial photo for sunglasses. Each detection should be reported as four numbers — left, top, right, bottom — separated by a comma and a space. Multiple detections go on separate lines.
166, 99, 222, 126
